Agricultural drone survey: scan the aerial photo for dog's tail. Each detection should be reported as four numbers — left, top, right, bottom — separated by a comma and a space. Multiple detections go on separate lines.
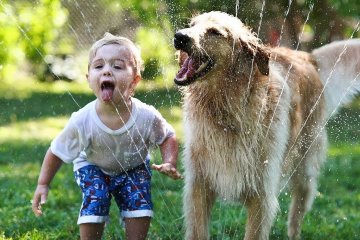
312, 39, 360, 118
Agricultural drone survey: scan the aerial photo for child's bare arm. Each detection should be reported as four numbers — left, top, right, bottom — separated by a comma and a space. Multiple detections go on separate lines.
32, 148, 63, 216
152, 135, 182, 180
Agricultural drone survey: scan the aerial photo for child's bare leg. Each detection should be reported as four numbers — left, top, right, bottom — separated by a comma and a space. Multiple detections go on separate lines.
79, 223, 105, 240
124, 217, 151, 240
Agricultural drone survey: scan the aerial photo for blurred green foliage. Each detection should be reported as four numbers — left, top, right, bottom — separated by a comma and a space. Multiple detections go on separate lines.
329, 0, 360, 18
0, 0, 70, 81
0, 1, 22, 81
136, 27, 177, 82
0, 0, 359, 83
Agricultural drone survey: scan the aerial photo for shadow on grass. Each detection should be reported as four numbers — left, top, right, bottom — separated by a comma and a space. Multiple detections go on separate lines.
0, 88, 182, 126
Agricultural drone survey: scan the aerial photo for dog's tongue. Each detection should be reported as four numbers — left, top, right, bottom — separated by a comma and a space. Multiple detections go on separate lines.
101, 86, 114, 102
176, 57, 199, 80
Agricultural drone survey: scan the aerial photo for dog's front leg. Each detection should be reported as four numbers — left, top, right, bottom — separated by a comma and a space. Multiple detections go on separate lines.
244, 195, 278, 240
183, 176, 216, 240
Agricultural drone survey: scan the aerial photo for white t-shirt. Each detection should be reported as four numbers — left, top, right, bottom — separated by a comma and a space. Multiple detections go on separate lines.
50, 98, 175, 175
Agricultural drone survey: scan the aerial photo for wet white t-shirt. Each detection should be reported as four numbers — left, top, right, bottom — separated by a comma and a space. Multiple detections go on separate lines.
50, 98, 175, 175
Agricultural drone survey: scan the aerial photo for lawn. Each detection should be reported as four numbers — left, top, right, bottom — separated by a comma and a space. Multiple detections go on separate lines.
0, 78, 359, 239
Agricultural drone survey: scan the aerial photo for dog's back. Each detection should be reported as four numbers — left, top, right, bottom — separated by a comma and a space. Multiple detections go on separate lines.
312, 39, 360, 117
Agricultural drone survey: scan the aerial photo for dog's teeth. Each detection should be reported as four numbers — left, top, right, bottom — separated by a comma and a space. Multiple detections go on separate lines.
195, 61, 209, 74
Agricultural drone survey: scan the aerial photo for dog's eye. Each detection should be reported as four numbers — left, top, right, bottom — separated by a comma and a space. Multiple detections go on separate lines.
208, 28, 222, 36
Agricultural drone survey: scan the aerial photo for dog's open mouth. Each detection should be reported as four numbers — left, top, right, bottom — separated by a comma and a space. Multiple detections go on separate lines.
174, 51, 214, 86
100, 81, 115, 102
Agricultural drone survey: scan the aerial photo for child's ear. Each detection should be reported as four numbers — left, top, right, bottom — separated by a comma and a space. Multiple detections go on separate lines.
132, 74, 141, 87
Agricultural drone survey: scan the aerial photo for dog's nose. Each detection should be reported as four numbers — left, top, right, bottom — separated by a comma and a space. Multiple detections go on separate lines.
174, 32, 191, 50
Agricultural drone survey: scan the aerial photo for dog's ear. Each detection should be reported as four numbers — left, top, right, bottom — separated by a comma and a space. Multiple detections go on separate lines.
253, 45, 270, 76
242, 40, 270, 76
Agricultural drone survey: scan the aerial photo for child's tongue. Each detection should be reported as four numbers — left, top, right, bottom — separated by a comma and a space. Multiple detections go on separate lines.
101, 86, 114, 102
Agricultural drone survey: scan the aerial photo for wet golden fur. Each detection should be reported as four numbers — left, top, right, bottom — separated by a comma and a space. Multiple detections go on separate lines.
175, 11, 360, 240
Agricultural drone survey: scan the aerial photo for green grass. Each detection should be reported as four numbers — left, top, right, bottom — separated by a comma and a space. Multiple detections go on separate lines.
0, 79, 359, 239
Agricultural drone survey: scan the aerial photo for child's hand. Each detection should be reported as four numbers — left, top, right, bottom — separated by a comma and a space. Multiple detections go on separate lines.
31, 184, 49, 216
151, 163, 183, 180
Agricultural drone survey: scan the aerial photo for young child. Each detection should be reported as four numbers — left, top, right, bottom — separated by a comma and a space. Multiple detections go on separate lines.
31, 32, 182, 240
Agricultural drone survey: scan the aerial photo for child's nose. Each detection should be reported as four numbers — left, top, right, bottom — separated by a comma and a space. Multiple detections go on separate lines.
102, 64, 112, 76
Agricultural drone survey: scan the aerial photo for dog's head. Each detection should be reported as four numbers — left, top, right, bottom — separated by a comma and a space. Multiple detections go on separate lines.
174, 11, 270, 86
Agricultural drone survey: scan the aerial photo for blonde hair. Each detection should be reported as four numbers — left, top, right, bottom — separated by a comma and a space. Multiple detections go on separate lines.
88, 32, 144, 76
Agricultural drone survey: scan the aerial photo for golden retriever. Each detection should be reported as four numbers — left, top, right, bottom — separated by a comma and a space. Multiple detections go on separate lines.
173, 11, 360, 240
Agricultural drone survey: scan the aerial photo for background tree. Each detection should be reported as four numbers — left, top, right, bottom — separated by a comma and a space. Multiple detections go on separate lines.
61, 0, 359, 83
0, 0, 359, 83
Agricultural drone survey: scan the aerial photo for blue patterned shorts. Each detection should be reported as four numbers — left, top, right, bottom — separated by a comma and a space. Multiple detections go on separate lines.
74, 161, 153, 224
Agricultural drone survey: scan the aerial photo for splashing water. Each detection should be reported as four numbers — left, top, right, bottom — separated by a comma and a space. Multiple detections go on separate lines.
257, 2, 314, 152
245, 0, 266, 95
4, 0, 360, 238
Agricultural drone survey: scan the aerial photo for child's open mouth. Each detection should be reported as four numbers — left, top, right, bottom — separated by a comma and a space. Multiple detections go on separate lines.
101, 81, 115, 101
